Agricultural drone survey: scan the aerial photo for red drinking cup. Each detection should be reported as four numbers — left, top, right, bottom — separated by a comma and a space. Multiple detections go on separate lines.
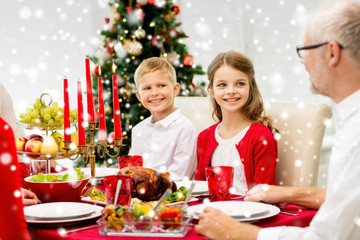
118, 155, 143, 169
103, 175, 133, 206
205, 166, 234, 202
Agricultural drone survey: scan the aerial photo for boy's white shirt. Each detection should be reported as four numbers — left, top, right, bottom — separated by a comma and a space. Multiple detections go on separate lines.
129, 108, 197, 181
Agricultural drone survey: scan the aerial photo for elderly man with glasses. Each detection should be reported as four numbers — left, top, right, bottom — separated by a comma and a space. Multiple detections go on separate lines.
195, 0, 360, 239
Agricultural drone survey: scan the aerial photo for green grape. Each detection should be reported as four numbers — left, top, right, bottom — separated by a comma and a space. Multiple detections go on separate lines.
34, 102, 42, 109
70, 117, 75, 123
48, 119, 55, 125
31, 118, 41, 124
60, 119, 64, 124
36, 98, 40, 103
71, 109, 78, 117
23, 114, 32, 123
19, 112, 25, 119
44, 107, 52, 114
31, 110, 39, 118
43, 113, 51, 121
54, 114, 62, 122
51, 102, 58, 108
40, 109, 45, 117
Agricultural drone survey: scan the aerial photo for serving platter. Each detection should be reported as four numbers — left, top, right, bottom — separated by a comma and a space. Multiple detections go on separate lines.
175, 180, 208, 195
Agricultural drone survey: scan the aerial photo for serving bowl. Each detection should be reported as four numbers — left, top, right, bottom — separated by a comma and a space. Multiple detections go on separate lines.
25, 172, 90, 203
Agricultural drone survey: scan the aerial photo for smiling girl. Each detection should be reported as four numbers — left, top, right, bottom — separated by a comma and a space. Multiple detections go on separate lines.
194, 51, 278, 194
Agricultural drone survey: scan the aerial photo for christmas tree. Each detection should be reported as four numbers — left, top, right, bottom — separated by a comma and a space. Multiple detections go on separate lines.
89, 0, 205, 163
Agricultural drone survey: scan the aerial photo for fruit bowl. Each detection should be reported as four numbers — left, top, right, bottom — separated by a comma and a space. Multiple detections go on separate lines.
25, 171, 90, 203
17, 150, 67, 160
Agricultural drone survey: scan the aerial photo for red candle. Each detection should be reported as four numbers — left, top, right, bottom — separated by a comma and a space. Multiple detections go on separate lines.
98, 68, 107, 140
112, 63, 122, 139
63, 78, 71, 142
85, 57, 96, 122
77, 80, 86, 145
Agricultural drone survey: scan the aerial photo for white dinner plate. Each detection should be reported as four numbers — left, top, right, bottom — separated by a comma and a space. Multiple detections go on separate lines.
81, 196, 106, 206
25, 205, 103, 227
175, 180, 208, 194
81, 167, 119, 178
24, 202, 96, 220
187, 201, 280, 222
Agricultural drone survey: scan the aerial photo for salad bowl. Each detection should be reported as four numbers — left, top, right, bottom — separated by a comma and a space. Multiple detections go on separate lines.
25, 169, 90, 203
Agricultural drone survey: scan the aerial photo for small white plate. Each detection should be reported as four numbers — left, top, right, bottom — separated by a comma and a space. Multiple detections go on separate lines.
175, 180, 208, 194
25, 205, 103, 227
24, 202, 98, 220
81, 167, 119, 178
81, 196, 106, 206
187, 201, 280, 222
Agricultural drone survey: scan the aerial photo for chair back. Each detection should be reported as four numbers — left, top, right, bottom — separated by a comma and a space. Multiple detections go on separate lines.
265, 101, 332, 187
174, 97, 333, 187
174, 97, 216, 133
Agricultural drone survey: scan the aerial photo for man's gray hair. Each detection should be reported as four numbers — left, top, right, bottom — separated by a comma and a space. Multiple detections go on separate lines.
310, 0, 360, 63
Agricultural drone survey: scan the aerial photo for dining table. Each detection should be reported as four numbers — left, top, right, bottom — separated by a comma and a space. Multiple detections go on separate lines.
27, 191, 317, 240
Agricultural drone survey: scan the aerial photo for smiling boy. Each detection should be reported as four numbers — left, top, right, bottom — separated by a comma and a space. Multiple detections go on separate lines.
129, 57, 197, 181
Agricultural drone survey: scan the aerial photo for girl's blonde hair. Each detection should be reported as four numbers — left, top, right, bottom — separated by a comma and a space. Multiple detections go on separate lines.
207, 51, 278, 133
134, 57, 176, 88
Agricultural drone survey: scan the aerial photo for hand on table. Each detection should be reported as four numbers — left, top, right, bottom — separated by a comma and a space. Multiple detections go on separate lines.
195, 207, 260, 240
21, 188, 40, 206
244, 184, 290, 207
245, 184, 324, 210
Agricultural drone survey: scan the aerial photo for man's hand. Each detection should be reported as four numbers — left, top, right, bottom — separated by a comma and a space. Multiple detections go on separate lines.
245, 184, 325, 210
195, 207, 260, 240
21, 188, 40, 206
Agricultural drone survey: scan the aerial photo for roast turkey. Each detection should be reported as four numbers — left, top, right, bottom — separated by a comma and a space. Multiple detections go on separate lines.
118, 166, 177, 201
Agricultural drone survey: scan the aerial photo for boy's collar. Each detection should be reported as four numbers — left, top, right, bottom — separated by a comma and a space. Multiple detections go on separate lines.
150, 108, 181, 128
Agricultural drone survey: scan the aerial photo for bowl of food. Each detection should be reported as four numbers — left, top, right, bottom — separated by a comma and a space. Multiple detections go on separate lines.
25, 168, 90, 203
158, 206, 185, 232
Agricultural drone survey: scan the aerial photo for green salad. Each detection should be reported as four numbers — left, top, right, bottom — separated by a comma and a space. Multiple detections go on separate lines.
166, 186, 188, 203
28, 168, 86, 182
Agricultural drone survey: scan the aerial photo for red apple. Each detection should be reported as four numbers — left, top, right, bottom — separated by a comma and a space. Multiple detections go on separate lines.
15, 137, 28, 151
25, 139, 43, 158
28, 134, 43, 142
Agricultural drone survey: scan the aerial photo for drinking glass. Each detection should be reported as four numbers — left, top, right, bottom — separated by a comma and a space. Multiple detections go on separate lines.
103, 175, 133, 206
205, 166, 234, 202
118, 155, 143, 169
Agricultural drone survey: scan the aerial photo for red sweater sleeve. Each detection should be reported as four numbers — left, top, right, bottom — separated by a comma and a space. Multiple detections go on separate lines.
239, 123, 277, 189
0, 118, 30, 240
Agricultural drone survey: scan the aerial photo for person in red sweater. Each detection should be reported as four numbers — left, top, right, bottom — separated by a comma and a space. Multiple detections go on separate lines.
194, 51, 278, 194
0, 117, 39, 240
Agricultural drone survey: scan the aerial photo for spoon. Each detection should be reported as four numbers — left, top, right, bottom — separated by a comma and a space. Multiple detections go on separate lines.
183, 180, 196, 210
113, 179, 122, 206
153, 188, 172, 212
138, 188, 172, 222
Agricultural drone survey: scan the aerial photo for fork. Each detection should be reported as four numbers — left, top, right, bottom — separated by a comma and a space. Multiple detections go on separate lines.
63, 224, 98, 234
280, 211, 299, 216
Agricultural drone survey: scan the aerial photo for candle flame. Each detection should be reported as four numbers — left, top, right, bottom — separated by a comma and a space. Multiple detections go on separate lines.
98, 66, 102, 76
112, 63, 116, 73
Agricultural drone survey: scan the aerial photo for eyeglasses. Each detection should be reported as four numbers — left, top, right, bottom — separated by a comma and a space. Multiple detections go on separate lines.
296, 42, 344, 58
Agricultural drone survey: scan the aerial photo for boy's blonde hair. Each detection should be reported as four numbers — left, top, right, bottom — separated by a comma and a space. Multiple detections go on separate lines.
134, 57, 177, 88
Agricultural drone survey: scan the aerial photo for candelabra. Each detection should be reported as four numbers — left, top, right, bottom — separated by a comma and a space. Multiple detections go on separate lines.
63, 121, 122, 197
